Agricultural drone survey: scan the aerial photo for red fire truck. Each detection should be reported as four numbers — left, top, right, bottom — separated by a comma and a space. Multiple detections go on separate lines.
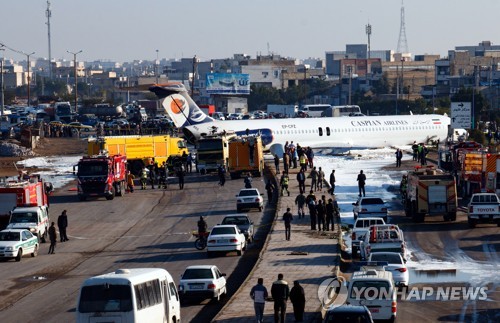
74, 154, 127, 201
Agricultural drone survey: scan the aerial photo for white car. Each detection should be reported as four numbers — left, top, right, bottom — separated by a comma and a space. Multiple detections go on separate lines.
207, 224, 246, 257
227, 113, 243, 120
178, 265, 227, 302
352, 197, 388, 222
368, 252, 409, 287
68, 122, 94, 132
0, 229, 39, 261
236, 188, 264, 212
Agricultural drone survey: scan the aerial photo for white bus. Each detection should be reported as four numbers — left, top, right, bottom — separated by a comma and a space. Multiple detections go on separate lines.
323, 105, 363, 117
76, 268, 181, 323
298, 104, 332, 118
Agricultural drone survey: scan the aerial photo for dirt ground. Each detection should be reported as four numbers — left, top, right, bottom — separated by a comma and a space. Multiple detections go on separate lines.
0, 137, 87, 177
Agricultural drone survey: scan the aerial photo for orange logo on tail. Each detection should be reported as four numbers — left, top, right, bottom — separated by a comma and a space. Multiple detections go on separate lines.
170, 98, 186, 114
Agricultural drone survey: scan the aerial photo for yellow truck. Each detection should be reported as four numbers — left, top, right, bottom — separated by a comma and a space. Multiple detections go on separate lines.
227, 135, 264, 179
88, 135, 188, 174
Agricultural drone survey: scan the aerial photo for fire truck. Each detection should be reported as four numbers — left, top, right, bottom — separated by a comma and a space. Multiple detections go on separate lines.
457, 151, 500, 196
74, 154, 127, 201
196, 132, 235, 175
227, 135, 264, 179
402, 166, 457, 222
0, 175, 50, 240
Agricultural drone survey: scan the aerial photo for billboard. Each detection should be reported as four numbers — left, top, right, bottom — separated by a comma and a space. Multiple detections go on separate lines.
206, 73, 250, 95
450, 102, 472, 129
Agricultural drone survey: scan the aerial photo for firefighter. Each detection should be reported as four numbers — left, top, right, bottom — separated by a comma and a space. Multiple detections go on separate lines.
140, 166, 148, 190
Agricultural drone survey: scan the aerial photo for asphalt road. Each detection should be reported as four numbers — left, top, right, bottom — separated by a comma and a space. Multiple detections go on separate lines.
345, 202, 499, 322
0, 171, 273, 323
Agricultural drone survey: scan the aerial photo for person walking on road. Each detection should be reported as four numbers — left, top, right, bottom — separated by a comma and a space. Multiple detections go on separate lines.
316, 200, 326, 231
325, 198, 335, 231
295, 192, 306, 218
217, 165, 226, 187
274, 154, 280, 174
357, 170, 366, 197
318, 167, 325, 191
126, 170, 135, 193
140, 166, 148, 190
148, 162, 157, 189
310, 167, 318, 191
280, 171, 290, 196
395, 148, 403, 167
296, 168, 306, 194
306, 190, 317, 230
177, 168, 185, 190
48, 222, 56, 254
57, 210, 69, 242
266, 180, 276, 204
250, 278, 269, 323
271, 273, 290, 323
283, 207, 293, 241
329, 169, 336, 195
290, 280, 306, 322
412, 141, 419, 161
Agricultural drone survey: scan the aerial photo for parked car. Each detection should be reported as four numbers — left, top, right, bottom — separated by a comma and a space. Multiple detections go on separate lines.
236, 188, 264, 212
0, 229, 39, 261
352, 197, 388, 222
206, 224, 246, 257
351, 217, 386, 256
368, 252, 409, 287
227, 113, 243, 120
221, 214, 254, 243
323, 305, 374, 323
212, 112, 226, 120
178, 265, 227, 302
68, 122, 94, 132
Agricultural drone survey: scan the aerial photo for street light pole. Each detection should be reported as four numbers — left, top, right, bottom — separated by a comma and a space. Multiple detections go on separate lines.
67, 50, 82, 114
155, 49, 159, 84
0, 45, 5, 116
25, 51, 35, 106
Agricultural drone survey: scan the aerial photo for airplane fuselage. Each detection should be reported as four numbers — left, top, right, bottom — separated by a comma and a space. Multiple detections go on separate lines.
183, 114, 450, 151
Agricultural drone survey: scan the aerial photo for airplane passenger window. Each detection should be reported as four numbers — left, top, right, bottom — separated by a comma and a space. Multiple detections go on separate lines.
326, 127, 330, 136
318, 127, 323, 136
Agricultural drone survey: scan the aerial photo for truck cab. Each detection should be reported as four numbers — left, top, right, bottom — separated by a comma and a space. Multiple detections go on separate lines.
467, 192, 500, 228
7, 205, 49, 243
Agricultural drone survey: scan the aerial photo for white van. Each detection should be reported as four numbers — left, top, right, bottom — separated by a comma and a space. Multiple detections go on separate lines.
76, 268, 181, 323
347, 269, 397, 322
298, 104, 331, 118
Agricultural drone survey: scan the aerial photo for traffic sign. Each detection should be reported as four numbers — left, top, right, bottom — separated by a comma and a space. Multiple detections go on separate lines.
450, 102, 472, 129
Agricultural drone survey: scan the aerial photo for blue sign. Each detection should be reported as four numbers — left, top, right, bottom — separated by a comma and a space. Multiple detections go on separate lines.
206, 73, 250, 95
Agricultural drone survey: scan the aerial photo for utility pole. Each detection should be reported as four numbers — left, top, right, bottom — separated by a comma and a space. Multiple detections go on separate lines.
24, 51, 35, 106
67, 50, 82, 114
46, 1, 52, 79
365, 23, 372, 59
155, 49, 159, 84
191, 55, 198, 97
0, 45, 4, 116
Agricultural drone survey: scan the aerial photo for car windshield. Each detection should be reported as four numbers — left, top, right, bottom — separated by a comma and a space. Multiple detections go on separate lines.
10, 212, 37, 223
238, 190, 258, 197
211, 227, 236, 235
182, 268, 213, 280
222, 217, 250, 225
370, 253, 403, 264
0, 232, 20, 241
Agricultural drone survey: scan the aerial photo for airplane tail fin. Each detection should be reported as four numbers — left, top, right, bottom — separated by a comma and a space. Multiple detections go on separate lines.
149, 83, 213, 128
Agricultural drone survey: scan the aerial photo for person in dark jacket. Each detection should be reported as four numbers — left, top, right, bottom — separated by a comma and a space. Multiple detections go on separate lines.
271, 273, 290, 323
357, 170, 366, 197
57, 210, 69, 242
48, 222, 56, 254
316, 200, 326, 231
177, 168, 185, 190
290, 281, 306, 322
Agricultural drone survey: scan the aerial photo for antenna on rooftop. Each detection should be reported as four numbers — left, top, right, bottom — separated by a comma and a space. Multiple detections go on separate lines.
267, 42, 270, 55
46, 1, 52, 79
396, 0, 409, 54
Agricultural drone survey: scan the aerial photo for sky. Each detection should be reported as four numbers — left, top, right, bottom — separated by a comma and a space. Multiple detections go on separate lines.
1, 0, 500, 64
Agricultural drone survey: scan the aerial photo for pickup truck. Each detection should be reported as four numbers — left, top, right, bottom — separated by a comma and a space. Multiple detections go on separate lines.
352, 197, 388, 222
351, 217, 386, 257
467, 193, 500, 228
359, 224, 407, 261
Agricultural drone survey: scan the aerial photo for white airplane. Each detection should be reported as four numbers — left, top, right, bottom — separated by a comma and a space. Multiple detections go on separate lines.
150, 83, 456, 156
